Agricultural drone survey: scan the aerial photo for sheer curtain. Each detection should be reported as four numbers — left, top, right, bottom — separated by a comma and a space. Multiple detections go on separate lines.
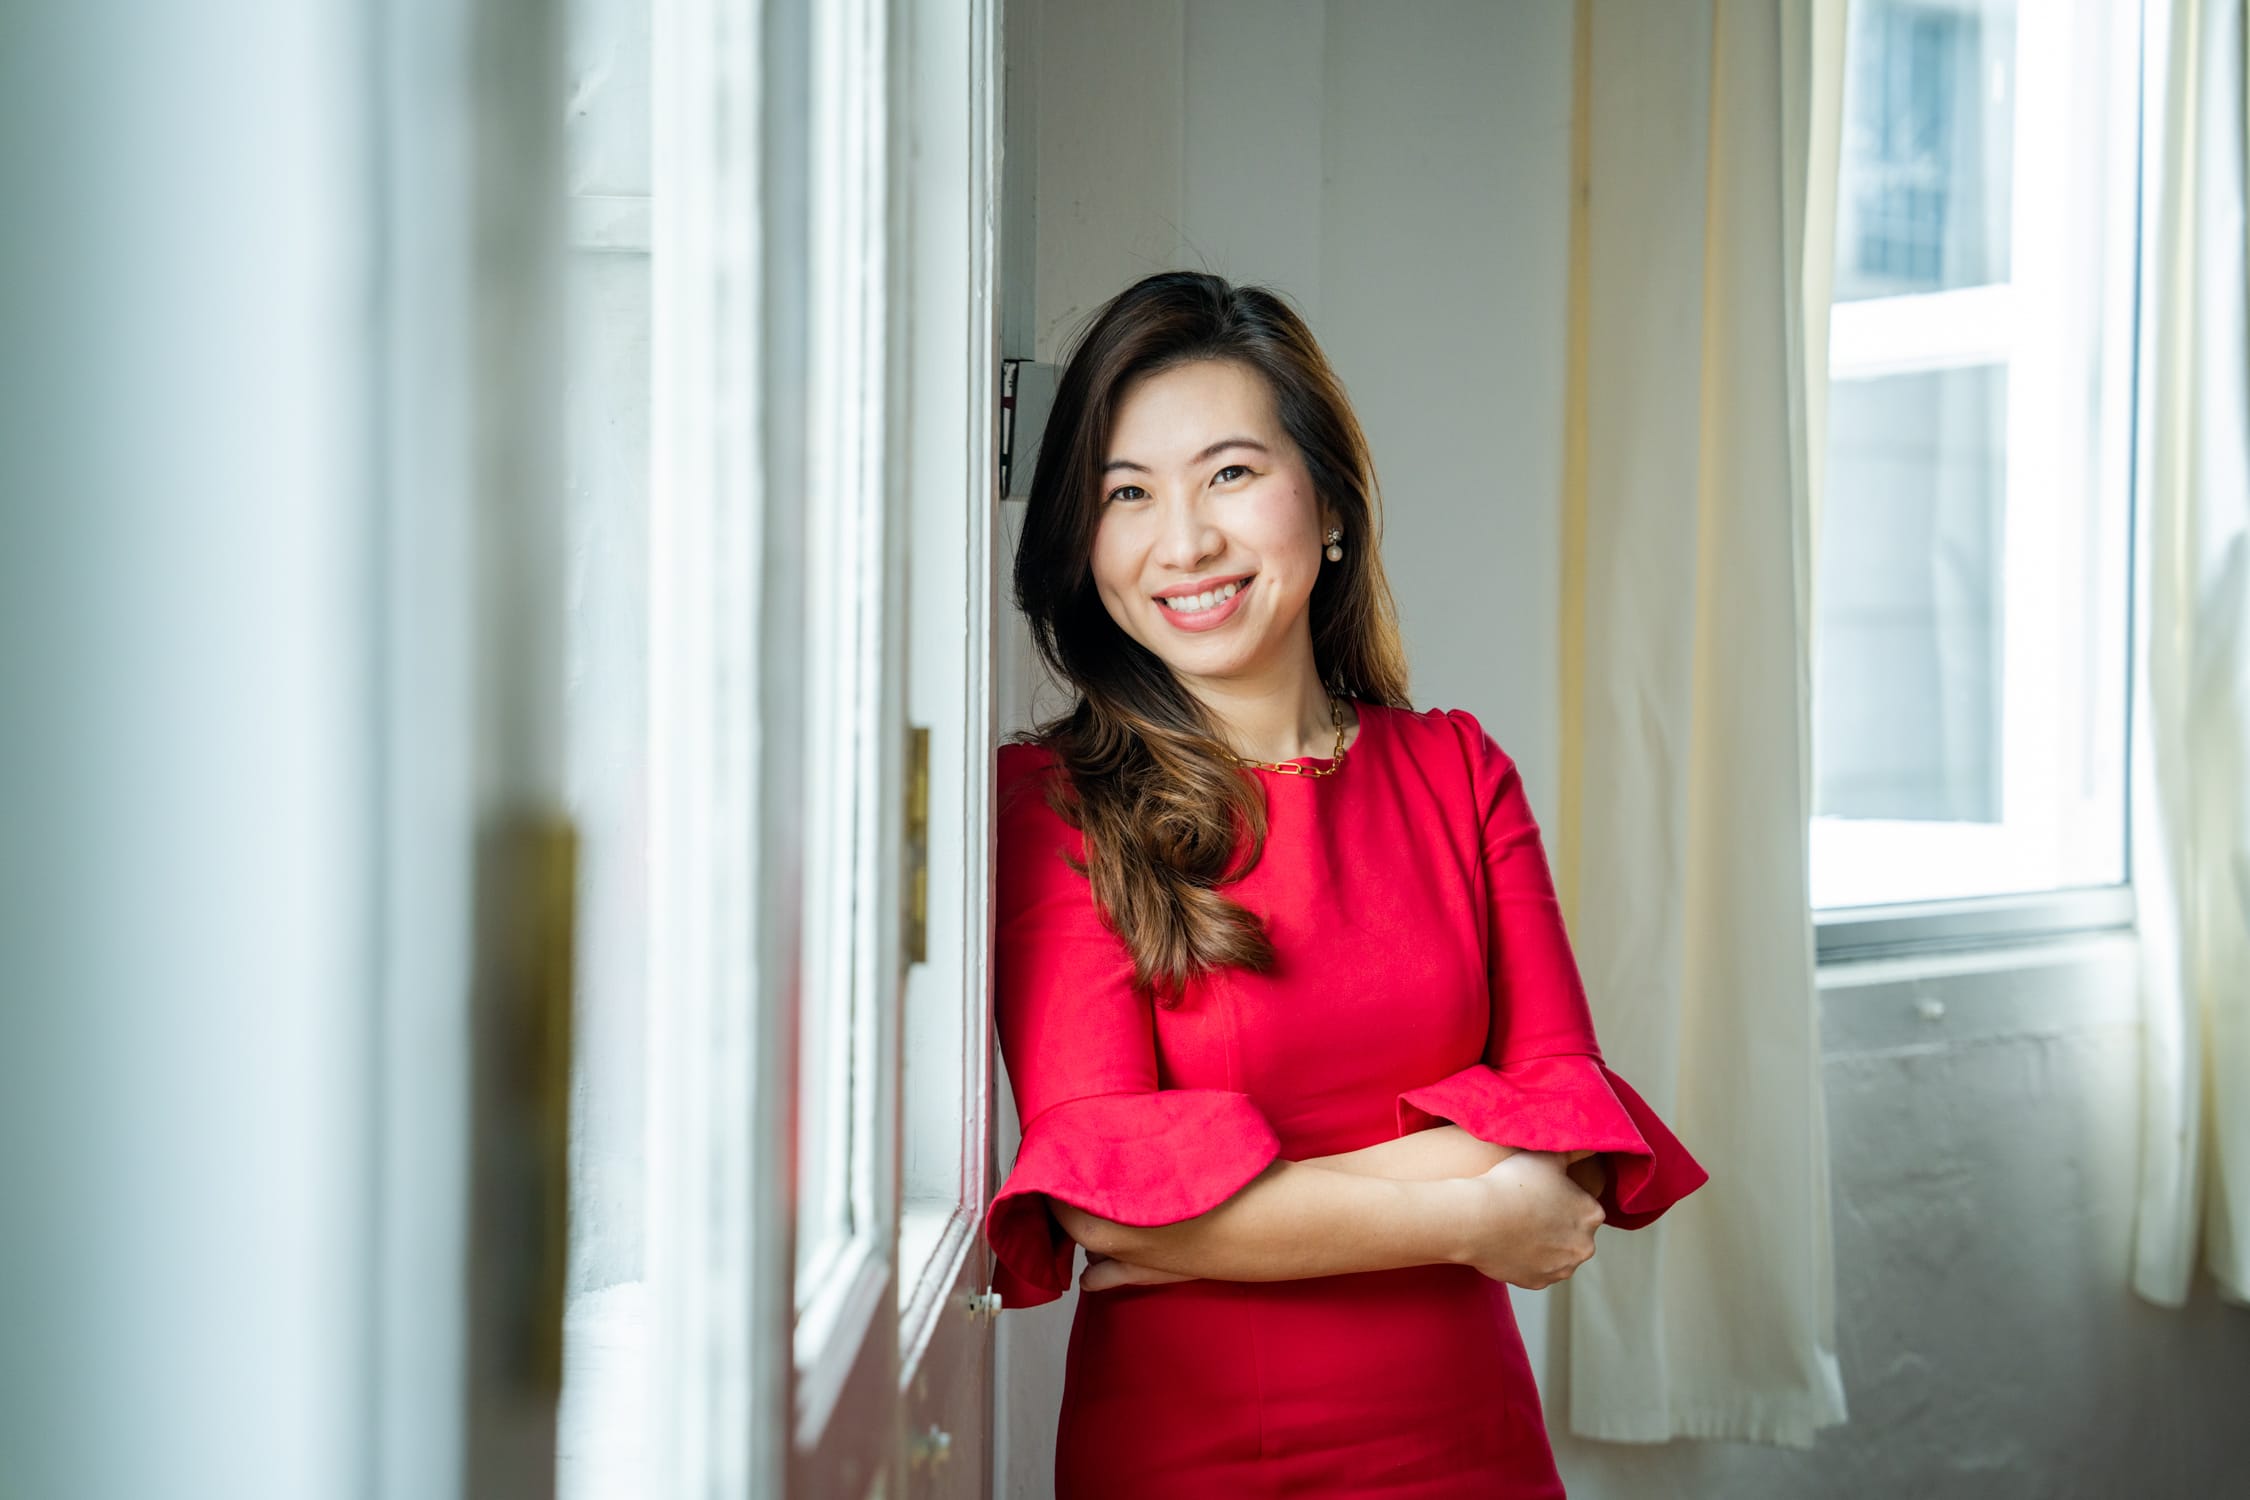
2129, 0, 2250, 1312
1554, 0, 1852, 1445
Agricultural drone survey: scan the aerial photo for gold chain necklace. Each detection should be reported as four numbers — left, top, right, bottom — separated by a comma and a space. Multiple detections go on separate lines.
1222, 695, 1350, 778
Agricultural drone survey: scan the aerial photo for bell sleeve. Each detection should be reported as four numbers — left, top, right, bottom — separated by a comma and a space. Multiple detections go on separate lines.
981, 745, 1282, 1308
1394, 710, 1710, 1231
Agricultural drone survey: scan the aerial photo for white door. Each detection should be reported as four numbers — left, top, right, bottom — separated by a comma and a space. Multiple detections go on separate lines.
632, 2, 1006, 1496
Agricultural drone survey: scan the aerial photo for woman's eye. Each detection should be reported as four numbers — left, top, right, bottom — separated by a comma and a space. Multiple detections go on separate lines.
1103, 468, 1247, 504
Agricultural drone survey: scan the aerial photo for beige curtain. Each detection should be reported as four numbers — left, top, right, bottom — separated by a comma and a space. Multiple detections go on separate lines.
1554, 0, 1851, 1445
2130, 0, 2250, 1311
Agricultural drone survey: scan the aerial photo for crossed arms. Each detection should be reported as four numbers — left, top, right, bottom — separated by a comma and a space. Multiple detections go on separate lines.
1054, 1124, 1612, 1292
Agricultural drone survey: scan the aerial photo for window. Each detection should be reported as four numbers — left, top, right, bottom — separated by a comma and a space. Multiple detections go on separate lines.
1812, 0, 2142, 924
570, 1, 1002, 1494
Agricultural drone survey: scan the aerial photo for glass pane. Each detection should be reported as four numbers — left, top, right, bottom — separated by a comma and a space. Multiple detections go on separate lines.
793, 0, 868, 1306
1814, 364, 2008, 823
1833, 0, 2017, 302
796, 580, 859, 1299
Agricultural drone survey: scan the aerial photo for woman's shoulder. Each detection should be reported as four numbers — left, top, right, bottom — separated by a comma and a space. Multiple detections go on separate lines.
992, 738, 1089, 910
994, 737, 1075, 841
996, 736, 1062, 800
1368, 700, 1515, 773
1367, 702, 1522, 828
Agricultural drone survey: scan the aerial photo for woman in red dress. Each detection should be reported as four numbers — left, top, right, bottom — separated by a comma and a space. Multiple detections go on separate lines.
985, 271, 1708, 1498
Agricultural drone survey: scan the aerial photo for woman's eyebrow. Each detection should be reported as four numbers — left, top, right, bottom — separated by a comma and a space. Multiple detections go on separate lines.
1101, 437, 1270, 475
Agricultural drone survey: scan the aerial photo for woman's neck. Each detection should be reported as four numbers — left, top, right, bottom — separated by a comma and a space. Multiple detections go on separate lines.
1186, 668, 1350, 764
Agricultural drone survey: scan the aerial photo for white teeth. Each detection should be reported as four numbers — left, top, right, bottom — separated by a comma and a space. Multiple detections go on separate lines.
1158, 578, 1245, 613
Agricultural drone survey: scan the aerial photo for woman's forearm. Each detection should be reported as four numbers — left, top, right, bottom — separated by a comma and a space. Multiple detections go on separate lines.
1299, 1126, 1607, 1199
1056, 1159, 1477, 1281
1297, 1124, 1515, 1181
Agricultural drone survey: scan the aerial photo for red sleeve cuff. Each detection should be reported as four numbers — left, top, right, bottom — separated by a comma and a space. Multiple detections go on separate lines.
1397, 1055, 1709, 1230
983, 1089, 1282, 1307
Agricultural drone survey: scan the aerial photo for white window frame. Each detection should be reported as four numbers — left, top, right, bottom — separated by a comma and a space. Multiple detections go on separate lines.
790, 0, 898, 1448
645, 1, 1002, 1496
895, 0, 1003, 1356
1813, 0, 2141, 936
645, 0, 795, 1494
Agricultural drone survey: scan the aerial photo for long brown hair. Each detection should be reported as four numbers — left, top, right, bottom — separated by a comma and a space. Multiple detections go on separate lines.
1010, 270, 1411, 1008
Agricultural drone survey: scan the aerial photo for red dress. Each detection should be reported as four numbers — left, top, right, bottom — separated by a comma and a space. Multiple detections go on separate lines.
983, 700, 1709, 1498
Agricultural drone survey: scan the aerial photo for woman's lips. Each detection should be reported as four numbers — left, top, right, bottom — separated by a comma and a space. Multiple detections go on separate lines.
1153, 574, 1254, 633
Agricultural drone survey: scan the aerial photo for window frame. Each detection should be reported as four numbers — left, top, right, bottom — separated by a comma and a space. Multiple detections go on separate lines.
1816, 884, 2137, 965
1812, 0, 2146, 947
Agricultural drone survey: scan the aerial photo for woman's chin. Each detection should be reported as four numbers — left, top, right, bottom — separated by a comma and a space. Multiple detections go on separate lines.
1155, 650, 1269, 689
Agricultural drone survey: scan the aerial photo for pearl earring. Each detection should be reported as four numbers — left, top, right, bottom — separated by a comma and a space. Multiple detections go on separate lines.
1324, 528, 1344, 562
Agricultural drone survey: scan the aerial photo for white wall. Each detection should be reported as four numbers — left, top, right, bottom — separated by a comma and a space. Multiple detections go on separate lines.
1544, 942, 2250, 1499
999, 2, 1575, 1494
997, 2, 2250, 1497
1022, 0, 1570, 780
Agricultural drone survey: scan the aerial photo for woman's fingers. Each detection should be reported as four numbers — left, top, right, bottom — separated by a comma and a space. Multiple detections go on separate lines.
1464, 1149, 1608, 1289
1079, 1256, 1201, 1292
1487, 1147, 1598, 1173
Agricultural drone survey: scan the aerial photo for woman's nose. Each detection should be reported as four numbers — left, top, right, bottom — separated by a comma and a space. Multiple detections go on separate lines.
1152, 493, 1221, 568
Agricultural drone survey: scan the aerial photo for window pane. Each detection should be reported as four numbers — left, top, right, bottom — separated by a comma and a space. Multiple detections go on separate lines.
796, 510, 865, 1302
1813, 0, 2139, 913
1833, 0, 2017, 302
1815, 364, 2008, 824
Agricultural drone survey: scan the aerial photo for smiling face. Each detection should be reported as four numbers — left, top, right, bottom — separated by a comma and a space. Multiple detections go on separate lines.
1089, 359, 1334, 697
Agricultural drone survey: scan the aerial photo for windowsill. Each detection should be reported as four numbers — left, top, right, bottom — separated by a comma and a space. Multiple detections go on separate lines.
1815, 884, 2136, 966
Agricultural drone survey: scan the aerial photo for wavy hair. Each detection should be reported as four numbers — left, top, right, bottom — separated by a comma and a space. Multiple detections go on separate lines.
1009, 270, 1411, 1008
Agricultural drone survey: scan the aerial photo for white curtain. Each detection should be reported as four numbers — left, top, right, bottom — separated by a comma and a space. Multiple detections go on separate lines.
1555, 0, 1851, 1445
2129, 0, 2250, 1311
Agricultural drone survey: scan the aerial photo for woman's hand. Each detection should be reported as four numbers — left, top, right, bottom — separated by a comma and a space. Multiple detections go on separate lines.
1455, 1149, 1605, 1290
1080, 1250, 1202, 1292
1054, 1199, 1202, 1288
